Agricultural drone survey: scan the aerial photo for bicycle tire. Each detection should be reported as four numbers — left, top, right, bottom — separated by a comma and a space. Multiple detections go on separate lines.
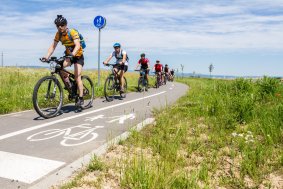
155, 76, 159, 88
104, 76, 115, 102
81, 75, 94, 109
33, 76, 63, 119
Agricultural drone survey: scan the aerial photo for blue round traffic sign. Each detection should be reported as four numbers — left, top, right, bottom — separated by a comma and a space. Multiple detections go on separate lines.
93, 16, 106, 29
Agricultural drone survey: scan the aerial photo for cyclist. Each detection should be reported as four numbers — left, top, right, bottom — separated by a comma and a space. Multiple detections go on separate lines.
103, 43, 128, 93
42, 15, 85, 106
153, 60, 163, 84
164, 64, 170, 82
135, 53, 150, 89
170, 69, 175, 81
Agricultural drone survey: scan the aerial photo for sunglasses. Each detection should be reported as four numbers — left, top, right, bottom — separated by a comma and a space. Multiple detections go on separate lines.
56, 24, 65, 27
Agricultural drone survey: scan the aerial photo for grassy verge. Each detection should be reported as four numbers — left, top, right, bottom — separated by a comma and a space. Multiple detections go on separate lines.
55, 77, 283, 189
0, 67, 154, 114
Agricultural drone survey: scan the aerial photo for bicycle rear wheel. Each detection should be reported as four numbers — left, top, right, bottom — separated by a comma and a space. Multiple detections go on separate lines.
81, 75, 94, 109
120, 76, 127, 98
104, 76, 115, 102
33, 76, 63, 119
155, 76, 159, 88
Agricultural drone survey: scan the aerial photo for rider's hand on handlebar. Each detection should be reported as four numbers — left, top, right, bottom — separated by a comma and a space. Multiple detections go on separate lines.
40, 57, 48, 62
103, 61, 109, 66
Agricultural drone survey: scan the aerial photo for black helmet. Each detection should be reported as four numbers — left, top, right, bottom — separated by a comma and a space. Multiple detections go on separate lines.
140, 53, 145, 57
165, 64, 168, 66
54, 15, 67, 26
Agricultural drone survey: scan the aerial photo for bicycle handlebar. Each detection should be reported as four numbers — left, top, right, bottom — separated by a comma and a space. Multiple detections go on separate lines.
40, 56, 73, 63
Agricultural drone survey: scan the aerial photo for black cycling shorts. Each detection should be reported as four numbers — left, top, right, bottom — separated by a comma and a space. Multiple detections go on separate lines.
114, 64, 128, 72
71, 55, 84, 67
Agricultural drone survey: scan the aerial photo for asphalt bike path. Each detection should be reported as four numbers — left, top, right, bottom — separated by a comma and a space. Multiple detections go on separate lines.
0, 82, 188, 189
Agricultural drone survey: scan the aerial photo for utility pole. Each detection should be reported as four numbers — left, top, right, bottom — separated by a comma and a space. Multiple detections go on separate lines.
1, 52, 3, 67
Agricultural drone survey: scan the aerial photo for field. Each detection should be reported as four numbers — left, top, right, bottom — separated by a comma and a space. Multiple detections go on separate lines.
0, 67, 154, 114
56, 77, 283, 189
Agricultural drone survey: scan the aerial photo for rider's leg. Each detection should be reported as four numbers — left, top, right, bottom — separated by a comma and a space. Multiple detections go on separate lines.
60, 59, 72, 79
119, 70, 125, 91
145, 70, 149, 84
74, 63, 83, 97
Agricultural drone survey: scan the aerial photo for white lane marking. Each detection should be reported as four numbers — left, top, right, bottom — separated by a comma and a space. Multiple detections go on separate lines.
0, 151, 65, 184
27, 124, 104, 147
0, 110, 33, 118
85, 115, 105, 122
0, 91, 166, 141
107, 113, 136, 124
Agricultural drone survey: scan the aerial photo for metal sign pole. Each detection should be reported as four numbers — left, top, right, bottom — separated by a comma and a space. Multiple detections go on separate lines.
93, 15, 106, 86
98, 28, 101, 86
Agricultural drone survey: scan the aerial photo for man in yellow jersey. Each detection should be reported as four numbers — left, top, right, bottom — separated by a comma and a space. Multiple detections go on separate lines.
42, 15, 84, 106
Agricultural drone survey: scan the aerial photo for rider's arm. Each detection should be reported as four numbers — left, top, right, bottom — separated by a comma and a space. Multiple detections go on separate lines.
71, 38, 81, 56
121, 53, 127, 64
135, 60, 140, 70
103, 53, 113, 64
45, 40, 58, 59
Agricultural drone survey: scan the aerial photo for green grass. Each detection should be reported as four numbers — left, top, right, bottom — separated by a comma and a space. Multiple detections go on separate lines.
0, 67, 155, 114
117, 77, 283, 188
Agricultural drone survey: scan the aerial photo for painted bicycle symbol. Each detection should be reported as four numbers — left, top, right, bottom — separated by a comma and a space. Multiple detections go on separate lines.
27, 124, 104, 147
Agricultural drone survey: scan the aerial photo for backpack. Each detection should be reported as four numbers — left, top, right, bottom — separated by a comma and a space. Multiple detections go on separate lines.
115, 50, 129, 61
60, 28, 86, 49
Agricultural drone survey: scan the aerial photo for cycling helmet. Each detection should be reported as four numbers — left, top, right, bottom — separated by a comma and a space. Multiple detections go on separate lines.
140, 53, 145, 57
113, 43, 121, 48
156, 60, 160, 63
54, 15, 67, 26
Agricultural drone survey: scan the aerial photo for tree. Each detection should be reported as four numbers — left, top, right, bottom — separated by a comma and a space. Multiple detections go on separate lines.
209, 63, 214, 78
181, 64, 184, 78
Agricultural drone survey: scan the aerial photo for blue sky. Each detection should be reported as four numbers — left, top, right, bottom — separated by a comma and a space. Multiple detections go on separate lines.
1, 0, 283, 76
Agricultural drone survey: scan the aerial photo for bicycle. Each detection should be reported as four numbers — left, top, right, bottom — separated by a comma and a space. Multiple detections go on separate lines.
33, 56, 94, 119
104, 63, 127, 102
153, 72, 162, 88
135, 68, 149, 92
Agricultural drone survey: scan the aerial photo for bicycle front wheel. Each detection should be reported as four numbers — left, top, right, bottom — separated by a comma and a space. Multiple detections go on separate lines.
138, 77, 143, 92
104, 76, 115, 102
33, 76, 63, 119
81, 75, 94, 109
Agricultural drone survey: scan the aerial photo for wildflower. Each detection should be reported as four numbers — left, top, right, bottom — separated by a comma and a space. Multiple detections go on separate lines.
238, 133, 244, 137
232, 132, 237, 137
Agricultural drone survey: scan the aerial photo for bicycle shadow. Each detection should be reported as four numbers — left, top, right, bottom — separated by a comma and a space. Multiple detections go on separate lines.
33, 105, 83, 120
102, 95, 125, 103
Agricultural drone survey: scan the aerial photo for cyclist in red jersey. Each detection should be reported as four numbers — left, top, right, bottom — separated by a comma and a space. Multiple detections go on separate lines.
135, 53, 150, 85
153, 60, 163, 81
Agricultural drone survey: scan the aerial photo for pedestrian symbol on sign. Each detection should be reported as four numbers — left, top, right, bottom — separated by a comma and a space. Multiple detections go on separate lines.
93, 16, 106, 29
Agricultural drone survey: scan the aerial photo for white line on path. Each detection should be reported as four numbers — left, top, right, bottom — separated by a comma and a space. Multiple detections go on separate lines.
0, 110, 33, 118
0, 91, 166, 141
0, 151, 65, 184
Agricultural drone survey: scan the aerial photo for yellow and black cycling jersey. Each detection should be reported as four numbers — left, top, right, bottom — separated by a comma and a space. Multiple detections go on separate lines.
54, 29, 83, 57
